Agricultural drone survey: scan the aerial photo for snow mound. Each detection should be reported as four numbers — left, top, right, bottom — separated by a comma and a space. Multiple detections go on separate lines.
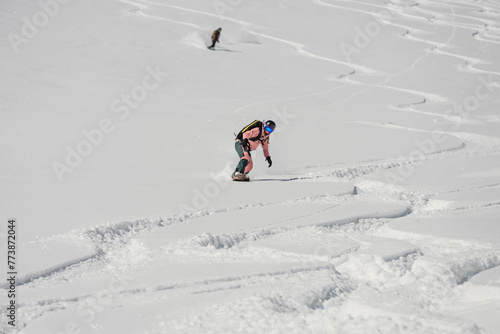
181, 31, 207, 49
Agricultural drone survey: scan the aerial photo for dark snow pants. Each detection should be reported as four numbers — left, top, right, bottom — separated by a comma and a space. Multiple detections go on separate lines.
235, 141, 252, 174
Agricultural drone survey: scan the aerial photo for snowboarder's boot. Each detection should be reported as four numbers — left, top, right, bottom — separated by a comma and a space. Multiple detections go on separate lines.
232, 173, 249, 182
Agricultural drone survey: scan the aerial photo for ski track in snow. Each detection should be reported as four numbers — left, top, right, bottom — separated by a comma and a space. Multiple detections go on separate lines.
328, 0, 500, 109
11, 134, 500, 332
4, 0, 500, 333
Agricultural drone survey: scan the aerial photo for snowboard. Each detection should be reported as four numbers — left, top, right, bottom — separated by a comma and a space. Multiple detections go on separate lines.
232, 174, 250, 182
207, 46, 215, 50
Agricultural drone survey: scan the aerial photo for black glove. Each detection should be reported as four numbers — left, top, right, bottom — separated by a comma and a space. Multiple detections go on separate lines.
266, 156, 272, 167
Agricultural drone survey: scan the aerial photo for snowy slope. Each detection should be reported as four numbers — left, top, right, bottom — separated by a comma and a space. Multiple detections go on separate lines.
1, 0, 500, 333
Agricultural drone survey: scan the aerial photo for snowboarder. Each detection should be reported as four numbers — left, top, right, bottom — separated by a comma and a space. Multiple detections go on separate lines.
232, 120, 276, 181
210, 28, 222, 49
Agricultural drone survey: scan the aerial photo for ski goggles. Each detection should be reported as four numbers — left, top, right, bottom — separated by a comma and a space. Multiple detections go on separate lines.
264, 125, 274, 133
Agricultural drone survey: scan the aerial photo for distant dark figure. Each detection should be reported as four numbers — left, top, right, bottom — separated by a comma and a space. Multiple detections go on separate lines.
210, 28, 221, 48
